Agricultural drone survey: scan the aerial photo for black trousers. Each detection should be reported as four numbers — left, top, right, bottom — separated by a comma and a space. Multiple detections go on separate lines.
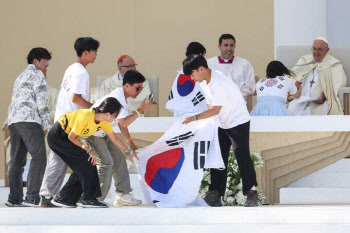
47, 122, 101, 204
8, 122, 46, 203
209, 121, 257, 196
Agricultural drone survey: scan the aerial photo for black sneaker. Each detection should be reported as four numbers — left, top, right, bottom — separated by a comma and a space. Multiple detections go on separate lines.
80, 199, 108, 208
40, 196, 58, 208
244, 190, 258, 207
5, 201, 26, 207
204, 190, 222, 207
51, 196, 77, 208
22, 197, 40, 207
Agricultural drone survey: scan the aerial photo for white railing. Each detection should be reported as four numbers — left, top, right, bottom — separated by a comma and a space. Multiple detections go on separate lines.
117, 116, 350, 133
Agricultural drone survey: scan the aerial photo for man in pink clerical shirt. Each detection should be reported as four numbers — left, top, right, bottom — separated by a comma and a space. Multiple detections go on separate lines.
207, 34, 255, 103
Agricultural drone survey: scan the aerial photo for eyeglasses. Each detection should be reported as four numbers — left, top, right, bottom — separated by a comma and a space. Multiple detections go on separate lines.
90, 50, 98, 54
311, 47, 326, 52
42, 59, 50, 64
120, 64, 137, 68
135, 85, 143, 92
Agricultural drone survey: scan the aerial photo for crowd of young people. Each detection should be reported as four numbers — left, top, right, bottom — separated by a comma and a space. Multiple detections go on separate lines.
6, 37, 152, 208
7, 33, 299, 208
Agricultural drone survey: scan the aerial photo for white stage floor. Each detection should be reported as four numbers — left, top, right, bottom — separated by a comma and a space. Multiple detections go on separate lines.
1, 205, 350, 233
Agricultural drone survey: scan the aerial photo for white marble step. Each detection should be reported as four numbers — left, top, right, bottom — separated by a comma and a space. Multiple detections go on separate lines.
313, 159, 350, 173
2, 205, 350, 226
0, 174, 145, 205
2, 223, 348, 233
280, 188, 350, 204
287, 173, 350, 188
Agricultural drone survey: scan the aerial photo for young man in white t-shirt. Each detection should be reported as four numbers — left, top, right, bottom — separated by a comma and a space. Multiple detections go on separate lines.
86, 70, 152, 206
166, 41, 208, 116
183, 55, 258, 207
40, 37, 100, 207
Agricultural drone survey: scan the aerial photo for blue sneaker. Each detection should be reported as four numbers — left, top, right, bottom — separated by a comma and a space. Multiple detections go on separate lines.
80, 199, 108, 208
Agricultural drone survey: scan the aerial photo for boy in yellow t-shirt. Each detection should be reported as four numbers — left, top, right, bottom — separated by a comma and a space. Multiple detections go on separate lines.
47, 97, 136, 208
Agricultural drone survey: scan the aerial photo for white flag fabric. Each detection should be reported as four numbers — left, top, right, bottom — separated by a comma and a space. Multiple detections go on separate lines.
166, 68, 208, 117
136, 115, 224, 207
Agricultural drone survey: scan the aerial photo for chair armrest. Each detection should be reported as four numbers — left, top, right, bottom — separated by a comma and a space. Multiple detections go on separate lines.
339, 87, 350, 108
144, 104, 159, 117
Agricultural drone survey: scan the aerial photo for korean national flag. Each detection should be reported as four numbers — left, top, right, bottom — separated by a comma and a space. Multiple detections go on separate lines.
136, 115, 224, 207
166, 68, 208, 117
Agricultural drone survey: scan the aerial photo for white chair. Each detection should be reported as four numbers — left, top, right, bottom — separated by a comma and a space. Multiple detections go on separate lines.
96, 76, 111, 89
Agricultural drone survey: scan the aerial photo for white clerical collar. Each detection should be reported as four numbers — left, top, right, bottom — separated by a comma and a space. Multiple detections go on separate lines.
218, 56, 234, 64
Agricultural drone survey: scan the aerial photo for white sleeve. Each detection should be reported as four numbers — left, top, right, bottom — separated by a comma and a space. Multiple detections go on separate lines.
240, 61, 255, 98
288, 78, 297, 95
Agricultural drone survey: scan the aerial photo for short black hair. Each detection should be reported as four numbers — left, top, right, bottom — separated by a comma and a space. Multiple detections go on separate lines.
93, 97, 121, 116
122, 70, 146, 86
266, 60, 291, 78
185, 42, 206, 57
219, 34, 236, 45
182, 55, 208, 76
74, 37, 100, 57
27, 47, 52, 64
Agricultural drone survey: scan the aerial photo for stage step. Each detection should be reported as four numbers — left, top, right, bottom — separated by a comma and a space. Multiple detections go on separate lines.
286, 173, 350, 188
280, 159, 350, 204
1, 223, 348, 233
0, 174, 145, 206
1, 205, 350, 226
312, 159, 350, 173
280, 188, 350, 204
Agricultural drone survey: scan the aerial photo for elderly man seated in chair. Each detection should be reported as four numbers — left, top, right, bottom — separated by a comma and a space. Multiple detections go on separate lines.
288, 37, 347, 115
101, 55, 151, 115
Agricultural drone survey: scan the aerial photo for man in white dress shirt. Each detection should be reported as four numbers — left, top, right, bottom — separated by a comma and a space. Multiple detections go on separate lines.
207, 34, 255, 102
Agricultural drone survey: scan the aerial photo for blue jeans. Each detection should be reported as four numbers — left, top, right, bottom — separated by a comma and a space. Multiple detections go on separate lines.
8, 122, 47, 203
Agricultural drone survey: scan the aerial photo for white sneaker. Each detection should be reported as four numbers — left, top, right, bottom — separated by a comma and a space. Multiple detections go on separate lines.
113, 192, 142, 206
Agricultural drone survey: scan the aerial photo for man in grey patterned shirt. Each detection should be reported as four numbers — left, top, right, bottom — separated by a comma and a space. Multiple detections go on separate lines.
6, 47, 52, 207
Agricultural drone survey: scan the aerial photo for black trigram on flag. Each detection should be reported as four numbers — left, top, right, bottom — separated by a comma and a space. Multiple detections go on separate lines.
192, 91, 205, 106
166, 131, 194, 146
278, 77, 285, 81
259, 86, 264, 91
194, 141, 210, 170
168, 90, 174, 101
277, 84, 283, 89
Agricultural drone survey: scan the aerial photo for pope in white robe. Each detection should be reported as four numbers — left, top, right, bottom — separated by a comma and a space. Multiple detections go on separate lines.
288, 37, 347, 115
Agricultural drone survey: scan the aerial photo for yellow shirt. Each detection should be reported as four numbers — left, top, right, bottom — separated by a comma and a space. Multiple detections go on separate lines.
58, 109, 113, 137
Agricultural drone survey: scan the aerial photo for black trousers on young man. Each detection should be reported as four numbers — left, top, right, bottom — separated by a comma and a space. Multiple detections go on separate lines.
47, 122, 101, 204
209, 121, 258, 196
8, 122, 47, 203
